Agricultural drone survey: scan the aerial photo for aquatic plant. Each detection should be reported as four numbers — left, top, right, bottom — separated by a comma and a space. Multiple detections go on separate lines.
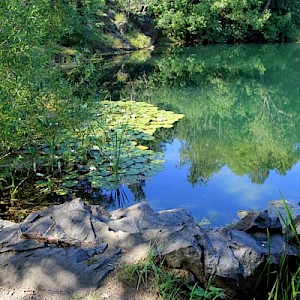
0, 100, 184, 215
255, 198, 300, 300
100, 100, 184, 133
74, 100, 184, 191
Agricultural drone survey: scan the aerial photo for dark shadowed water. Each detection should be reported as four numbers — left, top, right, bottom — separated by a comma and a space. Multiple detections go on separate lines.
109, 43, 300, 226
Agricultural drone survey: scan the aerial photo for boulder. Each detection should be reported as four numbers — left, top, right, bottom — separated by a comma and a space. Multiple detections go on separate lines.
234, 210, 282, 234
0, 199, 120, 292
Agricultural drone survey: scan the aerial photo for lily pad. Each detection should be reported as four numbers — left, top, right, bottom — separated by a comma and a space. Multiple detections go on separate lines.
136, 145, 149, 150
41, 100, 184, 194
55, 188, 69, 196
126, 169, 141, 175
99, 100, 184, 137
90, 179, 106, 188
99, 170, 113, 177
63, 174, 78, 180
133, 156, 149, 163
62, 180, 79, 188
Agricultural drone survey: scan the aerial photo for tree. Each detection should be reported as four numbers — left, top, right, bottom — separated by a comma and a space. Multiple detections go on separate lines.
148, 0, 300, 43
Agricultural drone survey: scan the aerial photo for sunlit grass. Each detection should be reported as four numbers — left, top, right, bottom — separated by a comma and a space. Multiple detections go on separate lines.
260, 198, 300, 300
118, 247, 226, 300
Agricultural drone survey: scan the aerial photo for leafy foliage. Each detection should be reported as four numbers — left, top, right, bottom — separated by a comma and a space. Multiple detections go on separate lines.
0, 0, 185, 218
0, 0, 107, 156
148, 0, 300, 43
0, 96, 183, 213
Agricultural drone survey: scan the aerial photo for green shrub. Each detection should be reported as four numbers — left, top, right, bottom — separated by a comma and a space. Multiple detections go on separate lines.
115, 12, 127, 24
148, 0, 300, 43
128, 32, 152, 49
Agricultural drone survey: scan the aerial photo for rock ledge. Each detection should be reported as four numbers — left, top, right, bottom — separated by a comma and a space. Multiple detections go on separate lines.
0, 199, 298, 299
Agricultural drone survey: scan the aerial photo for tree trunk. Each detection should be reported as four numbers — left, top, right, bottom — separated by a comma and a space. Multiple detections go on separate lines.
261, 0, 272, 15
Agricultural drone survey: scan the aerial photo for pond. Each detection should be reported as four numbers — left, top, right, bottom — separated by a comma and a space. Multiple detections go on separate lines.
106, 43, 300, 226
2, 43, 300, 227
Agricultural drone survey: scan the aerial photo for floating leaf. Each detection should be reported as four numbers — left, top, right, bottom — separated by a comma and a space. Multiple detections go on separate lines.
55, 188, 69, 196
136, 145, 148, 150
63, 174, 78, 180
100, 100, 184, 136
62, 180, 78, 188
126, 169, 141, 175
133, 156, 149, 163
37, 100, 183, 195
91, 179, 105, 188
99, 170, 113, 177
104, 182, 120, 190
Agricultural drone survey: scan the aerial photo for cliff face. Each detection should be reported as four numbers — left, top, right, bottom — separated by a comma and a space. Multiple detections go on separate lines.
54, 3, 157, 61
99, 5, 157, 53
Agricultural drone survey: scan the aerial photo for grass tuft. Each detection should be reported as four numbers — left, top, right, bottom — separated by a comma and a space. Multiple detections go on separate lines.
259, 197, 300, 300
118, 247, 226, 299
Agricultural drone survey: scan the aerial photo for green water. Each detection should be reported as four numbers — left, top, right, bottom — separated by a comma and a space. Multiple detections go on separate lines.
116, 43, 300, 226
2, 43, 300, 226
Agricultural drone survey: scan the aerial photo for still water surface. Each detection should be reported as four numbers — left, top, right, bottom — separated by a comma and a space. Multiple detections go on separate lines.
110, 43, 300, 226
144, 141, 300, 226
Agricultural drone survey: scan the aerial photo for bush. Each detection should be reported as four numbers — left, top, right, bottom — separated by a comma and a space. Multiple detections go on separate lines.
148, 0, 300, 44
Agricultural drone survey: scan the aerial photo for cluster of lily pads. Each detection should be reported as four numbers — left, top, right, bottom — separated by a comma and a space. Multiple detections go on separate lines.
100, 100, 185, 135
35, 100, 184, 195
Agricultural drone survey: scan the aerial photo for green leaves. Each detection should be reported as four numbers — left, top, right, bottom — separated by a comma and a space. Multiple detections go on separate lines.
1, 99, 183, 198
189, 283, 226, 300
100, 100, 184, 135
61, 100, 183, 191
149, 0, 300, 43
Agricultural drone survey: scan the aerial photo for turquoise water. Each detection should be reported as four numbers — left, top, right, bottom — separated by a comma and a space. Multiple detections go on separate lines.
110, 44, 300, 226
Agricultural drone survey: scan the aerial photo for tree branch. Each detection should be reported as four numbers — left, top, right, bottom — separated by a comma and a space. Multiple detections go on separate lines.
261, 0, 272, 15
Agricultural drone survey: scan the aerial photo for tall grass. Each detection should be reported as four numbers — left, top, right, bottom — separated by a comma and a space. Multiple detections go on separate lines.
118, 247, 226, 300
265, 198, 300, 300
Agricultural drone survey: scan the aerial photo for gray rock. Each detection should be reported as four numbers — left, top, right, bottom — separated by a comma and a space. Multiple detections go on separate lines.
0, 199, 120, 292
0, 219, 16, 229
267, 199, 300, 220
293, 215, 300, 234
0, 246, 119, 291
234, 210, 282, 234
0, 199, 299, 299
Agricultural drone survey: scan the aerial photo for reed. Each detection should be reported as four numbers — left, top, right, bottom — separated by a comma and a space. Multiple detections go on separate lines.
264, 198, 300, 300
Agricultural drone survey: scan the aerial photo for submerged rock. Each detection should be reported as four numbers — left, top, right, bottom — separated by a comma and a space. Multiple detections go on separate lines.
0, 199, 298, 298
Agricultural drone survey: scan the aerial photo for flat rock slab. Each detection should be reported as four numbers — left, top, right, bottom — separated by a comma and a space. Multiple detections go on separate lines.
0, 199, 119, 292
0, 199, 197, 293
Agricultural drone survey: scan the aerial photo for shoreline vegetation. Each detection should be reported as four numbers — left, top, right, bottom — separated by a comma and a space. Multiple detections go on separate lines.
1, 1, 300, 299
0, 0, 299, 222
0, 0, 300, 225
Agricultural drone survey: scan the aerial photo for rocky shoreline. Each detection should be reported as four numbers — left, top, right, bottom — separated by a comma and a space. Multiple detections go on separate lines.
0, 199, 299, 299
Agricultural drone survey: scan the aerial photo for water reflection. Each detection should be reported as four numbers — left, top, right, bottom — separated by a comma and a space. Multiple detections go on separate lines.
105, 180, 146, 209
116, 43, 300, 226
144, 140, 300, 226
